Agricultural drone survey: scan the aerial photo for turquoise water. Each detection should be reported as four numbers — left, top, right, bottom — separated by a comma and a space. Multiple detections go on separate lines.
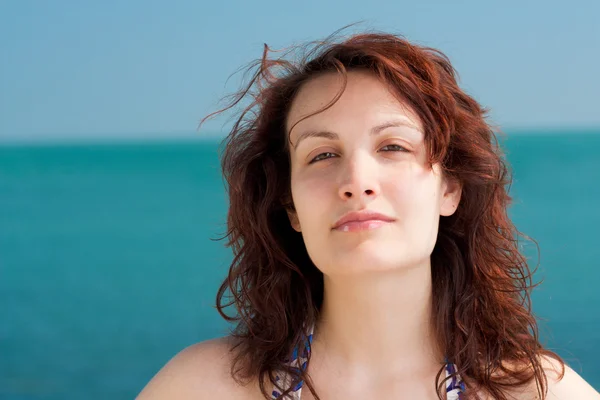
1, 132, 599, 398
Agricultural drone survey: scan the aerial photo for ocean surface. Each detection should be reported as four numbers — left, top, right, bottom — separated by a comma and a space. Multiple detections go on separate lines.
1, 131, 599, 399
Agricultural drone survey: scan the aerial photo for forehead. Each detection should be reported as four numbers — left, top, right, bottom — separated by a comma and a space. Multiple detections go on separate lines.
286, 70, 423, 138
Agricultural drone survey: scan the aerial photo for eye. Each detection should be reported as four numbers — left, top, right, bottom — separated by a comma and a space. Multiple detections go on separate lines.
308, 152, 337, 164
308, 145, 409, 164
380, 144, 409, 152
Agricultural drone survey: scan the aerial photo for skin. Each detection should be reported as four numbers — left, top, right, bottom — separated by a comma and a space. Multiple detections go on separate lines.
283, 69, 461, 398
136, 70, 600, 399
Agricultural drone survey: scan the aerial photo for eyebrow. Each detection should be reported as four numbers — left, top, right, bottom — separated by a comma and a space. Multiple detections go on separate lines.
291, 119, 422, 150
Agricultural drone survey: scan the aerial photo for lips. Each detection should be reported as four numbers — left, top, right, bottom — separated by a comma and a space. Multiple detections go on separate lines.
332, 210, 395, 229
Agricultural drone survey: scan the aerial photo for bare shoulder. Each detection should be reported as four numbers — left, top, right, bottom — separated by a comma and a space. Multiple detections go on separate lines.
539, 355, 600, 400
501, 355, 600, 400
136, 336, 265, 400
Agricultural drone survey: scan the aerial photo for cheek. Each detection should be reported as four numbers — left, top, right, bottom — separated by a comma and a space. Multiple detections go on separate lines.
291, 173, 333, 225
386, 168, 440, 215
385, 167, 417, 200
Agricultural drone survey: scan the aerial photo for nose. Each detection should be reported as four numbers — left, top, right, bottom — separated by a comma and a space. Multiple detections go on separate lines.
337, 150, 381, 201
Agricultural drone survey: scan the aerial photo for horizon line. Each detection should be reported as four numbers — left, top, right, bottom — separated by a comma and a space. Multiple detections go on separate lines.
1, 126, 600, 147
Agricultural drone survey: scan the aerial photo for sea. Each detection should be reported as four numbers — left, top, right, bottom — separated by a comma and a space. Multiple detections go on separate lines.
1, 130, 599, 399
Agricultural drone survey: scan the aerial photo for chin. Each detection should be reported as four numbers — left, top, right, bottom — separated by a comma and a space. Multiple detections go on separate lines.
327, 251, 404, 275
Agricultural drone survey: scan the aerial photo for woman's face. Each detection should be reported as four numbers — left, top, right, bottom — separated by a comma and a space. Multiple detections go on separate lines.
285, 70, 461, 276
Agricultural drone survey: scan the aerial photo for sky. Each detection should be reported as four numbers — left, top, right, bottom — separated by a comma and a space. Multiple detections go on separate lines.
1, 0, 599, 143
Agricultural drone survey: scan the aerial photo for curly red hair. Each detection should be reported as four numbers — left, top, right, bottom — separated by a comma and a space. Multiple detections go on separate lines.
200, 26, 565, 400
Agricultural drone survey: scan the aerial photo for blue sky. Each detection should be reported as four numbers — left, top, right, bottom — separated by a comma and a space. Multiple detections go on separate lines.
1, 0, 599, 142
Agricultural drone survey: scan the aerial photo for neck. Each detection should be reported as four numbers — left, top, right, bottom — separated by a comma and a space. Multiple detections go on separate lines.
311, 261, 444, 377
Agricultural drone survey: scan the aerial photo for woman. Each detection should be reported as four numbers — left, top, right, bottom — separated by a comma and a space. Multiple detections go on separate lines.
138, 28, 600, 399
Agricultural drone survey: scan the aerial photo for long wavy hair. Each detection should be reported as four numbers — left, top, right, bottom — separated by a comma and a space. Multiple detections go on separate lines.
200, 26, 565, 400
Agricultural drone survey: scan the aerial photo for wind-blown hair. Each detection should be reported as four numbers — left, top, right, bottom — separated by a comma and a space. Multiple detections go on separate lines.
200, 27, 565, 400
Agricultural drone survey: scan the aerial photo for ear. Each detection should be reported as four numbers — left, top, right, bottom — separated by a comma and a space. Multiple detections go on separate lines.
286, 208, 302, 232
282, 195, 302, 232
439, 175, 462, 217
